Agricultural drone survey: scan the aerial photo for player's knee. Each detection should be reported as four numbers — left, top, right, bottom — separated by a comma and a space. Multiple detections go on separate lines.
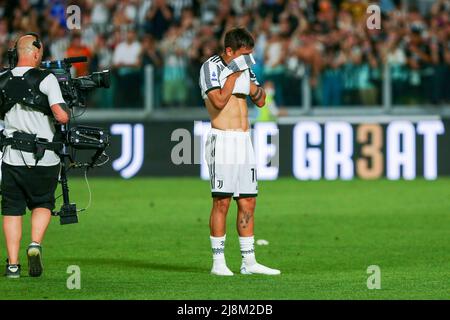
238, 197, 256, 212
213, 197, 231, 215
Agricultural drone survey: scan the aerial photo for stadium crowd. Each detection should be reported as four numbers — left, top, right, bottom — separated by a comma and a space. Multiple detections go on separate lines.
0, 0, 449, 108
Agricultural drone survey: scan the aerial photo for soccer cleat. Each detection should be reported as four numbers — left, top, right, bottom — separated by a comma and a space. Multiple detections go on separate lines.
27, 243, 43, 277
5, 261, 21, 278
211, 262, 234, 276
240, 262, 281, 275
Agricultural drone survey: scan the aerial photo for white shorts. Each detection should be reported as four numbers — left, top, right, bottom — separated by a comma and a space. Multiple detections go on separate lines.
205, 128, 258, 199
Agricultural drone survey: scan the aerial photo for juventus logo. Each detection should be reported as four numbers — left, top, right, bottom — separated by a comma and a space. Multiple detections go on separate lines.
217, 180, 223, 189
111, 124, 144, 179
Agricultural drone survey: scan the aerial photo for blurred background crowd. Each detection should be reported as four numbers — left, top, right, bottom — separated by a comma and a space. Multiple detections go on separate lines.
0, 0, 449, 109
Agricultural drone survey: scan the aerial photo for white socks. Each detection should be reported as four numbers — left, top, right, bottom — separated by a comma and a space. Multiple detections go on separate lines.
210, 235, 233, 276
210, 235, 281, 276
210, 235, 256, 265
210, 235, 226, 263
239, 236, 280, 275
239, 236, 256, 266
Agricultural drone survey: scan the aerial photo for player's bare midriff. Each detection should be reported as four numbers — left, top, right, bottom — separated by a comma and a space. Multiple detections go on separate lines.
205, 94, 249, 131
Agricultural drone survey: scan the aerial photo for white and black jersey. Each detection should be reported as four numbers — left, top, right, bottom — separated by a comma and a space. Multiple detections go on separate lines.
199, 54, 260, 100
2, 66, 65, 167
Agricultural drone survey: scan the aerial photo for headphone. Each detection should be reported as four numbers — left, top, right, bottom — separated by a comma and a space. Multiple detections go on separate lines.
22, 32, 42, 50
8, 32, 42, 68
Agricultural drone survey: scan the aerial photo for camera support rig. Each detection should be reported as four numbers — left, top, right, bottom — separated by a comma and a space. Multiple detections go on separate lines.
52, 124, 110, 225
53, 124, 78, 224
39, 56, 111, 225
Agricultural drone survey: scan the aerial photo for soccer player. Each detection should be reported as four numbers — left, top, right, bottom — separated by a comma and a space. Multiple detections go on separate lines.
199, 28, 281, 276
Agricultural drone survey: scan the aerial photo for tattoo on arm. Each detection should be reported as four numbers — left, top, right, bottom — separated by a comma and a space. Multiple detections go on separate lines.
251, 87, 263, 102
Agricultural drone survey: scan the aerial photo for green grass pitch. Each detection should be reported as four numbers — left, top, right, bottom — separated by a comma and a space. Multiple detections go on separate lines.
0, 177, 449, 300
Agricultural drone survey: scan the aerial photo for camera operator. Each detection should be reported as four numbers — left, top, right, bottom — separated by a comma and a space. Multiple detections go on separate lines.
0, 33, 70, 278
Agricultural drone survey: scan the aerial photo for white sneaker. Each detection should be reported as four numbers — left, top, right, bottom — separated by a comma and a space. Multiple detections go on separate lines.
211, 263, 234, 276
240, 262, 281, 275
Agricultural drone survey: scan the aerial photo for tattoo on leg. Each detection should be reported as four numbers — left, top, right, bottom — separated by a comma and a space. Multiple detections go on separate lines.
239, 212, 253, 229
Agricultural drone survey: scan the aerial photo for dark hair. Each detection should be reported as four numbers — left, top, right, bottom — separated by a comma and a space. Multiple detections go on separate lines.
224, 27, 254, 51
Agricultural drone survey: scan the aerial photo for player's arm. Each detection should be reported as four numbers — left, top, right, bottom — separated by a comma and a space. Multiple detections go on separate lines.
248, 68, 265, 107
207, 71, 242, 110
249, 82, 266, 108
